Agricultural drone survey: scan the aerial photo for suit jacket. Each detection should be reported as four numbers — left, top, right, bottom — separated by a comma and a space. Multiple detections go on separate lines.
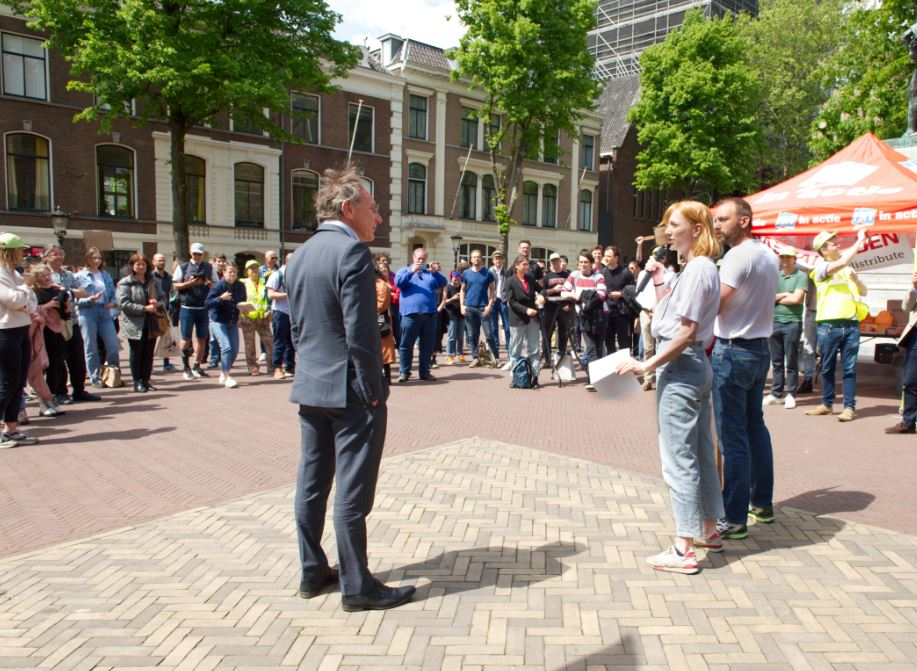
505, 272, 542, 326
287, 222, 384, 409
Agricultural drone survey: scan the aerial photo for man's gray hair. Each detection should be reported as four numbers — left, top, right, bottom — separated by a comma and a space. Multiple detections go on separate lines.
315, 166, 364, 223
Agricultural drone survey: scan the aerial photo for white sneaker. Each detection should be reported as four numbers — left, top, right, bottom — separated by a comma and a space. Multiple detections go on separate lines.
218, 372, 226, 384
258, 352, 266, 363
500, 361, 511, 371
224, 376, 238, 389
784, 394, 796, 409
762, 394, 780, 407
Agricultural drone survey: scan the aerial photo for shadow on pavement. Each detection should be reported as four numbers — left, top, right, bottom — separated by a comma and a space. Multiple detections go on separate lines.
550, 634, 641, 670
777, 486, 875, 517
378, 541, 584, 600
41, 425, 177, 445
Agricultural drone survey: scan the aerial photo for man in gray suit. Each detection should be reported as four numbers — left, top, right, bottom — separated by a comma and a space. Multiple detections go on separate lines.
286, 166, 415, 612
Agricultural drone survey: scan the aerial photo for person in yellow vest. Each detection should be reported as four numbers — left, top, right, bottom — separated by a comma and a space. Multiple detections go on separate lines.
806, 228, 868, 422
240, 259, 274, 376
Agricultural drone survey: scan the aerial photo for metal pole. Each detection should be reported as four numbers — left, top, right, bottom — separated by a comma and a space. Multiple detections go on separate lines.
347, 99, 364, 164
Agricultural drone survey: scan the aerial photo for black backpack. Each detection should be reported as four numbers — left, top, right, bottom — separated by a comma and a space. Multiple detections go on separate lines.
510, 359, 537, 389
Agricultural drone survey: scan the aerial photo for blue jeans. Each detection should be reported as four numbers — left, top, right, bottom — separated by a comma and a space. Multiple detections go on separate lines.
509, 320, 541, 377
488, 298, 510, 357
208, 322, 221, 364
816, 320, 859, 410
78, 303, 121, 380
712, 337, 774, 525
446, 315, 465, 356
657, 341, 724, 538
272, 310, 295, 372
464, 305, 496, 359
768, 320, 801, 397
210, 321, 239, 373
399, 312, 436, 376
903, 334, 917, 429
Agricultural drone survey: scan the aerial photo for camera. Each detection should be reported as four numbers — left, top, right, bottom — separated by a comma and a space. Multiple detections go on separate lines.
55, 289, 69, 304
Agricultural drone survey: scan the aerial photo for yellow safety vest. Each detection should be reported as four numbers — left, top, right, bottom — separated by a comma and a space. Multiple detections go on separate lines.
241, 277, 269, 320
810, 266, 866, 322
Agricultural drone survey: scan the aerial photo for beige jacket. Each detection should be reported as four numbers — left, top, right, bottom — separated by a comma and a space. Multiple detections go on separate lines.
0, 264, 37, 329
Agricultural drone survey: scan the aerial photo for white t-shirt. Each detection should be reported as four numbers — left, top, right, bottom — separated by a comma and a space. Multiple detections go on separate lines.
714, 239, 779, 339
652, 256, 720, 347
636, 268, 673, 311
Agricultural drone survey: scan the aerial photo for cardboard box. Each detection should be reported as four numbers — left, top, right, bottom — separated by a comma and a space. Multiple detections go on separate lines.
886, 299, 903, 312
892, 309, 908, 326
886, 325, 904, 337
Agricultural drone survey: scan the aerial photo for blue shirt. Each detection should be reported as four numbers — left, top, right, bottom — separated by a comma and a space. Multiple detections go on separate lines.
395, 266, 447, 315
462, 266, 493, 306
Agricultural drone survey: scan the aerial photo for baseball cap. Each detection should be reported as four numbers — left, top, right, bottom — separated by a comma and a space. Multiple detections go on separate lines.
190, 242, 205, 254
778, 246, 798, 257
548, 253, 561, 261
492, 250, 504, 258
244, 259, 260, 271
0, 233, 26, 249
812, 231, 837, 252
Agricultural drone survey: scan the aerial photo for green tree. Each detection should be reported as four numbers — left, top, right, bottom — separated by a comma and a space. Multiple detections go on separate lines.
15, 0, 358, 257
451, 0, 601, 256
810, 0, 917, 160
739, 0, 843, 185
628, 9, 761, 201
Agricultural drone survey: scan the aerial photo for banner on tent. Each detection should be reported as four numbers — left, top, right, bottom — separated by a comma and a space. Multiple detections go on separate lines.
762, 232, 914, 272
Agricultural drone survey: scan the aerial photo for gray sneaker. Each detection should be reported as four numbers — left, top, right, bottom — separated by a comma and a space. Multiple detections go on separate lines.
2, 431, 38, 446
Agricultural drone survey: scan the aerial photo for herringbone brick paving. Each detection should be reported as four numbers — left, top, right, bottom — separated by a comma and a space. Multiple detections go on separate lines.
2, 438, 917, 670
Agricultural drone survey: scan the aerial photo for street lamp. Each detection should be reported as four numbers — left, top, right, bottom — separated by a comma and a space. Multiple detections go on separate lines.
50, 205, 69, 248
449, 234, 463, 271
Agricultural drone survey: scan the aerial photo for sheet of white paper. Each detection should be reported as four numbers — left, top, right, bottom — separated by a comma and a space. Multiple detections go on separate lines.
588, 349, 643, 401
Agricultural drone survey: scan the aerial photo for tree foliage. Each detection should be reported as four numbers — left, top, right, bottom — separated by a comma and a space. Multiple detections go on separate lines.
628, 10, 761, 201
15, 0, 358, 257
451, 0, 601, 256
810, 0, 917, 161
740, 0, 843, 185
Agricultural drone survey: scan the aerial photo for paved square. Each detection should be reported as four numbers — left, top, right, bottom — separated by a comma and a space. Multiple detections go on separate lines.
2, 437, 916, 670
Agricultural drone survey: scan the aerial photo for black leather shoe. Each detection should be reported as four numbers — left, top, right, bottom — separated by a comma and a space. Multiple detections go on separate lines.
297, 569, 339, 599
797, 379, 813, 394
144, 381, 157, 391
134, 382, 147, 393
72, 390, 101, 402
341, 581, 416, 612
419, 373, 436, 381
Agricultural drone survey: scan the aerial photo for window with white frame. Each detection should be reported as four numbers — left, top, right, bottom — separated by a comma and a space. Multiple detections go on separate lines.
348, 103, 374, 154
407, 163, 426, 214
460, 107, 478, 150
521, 181, 538, 226
2, 33, 46, 100
232, 111, 264, 135
578, 189, 593, 232
542, 184, 557, 228
292, 169, 318, 230
185, 154, 205, 223
482, 175, 496, 222
292, 93, 319, 144
580, 134, 595, 171
459, 172, 477, 220
408, 94, 427, 140
531, 247, 554, 265
5, 133, 50, 211
97, 145, 134, 218
234, 162, 264, 228
459, 243, 498, 263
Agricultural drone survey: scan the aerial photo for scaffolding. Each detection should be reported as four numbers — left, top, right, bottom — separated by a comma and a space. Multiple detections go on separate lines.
589, 0, 758, 80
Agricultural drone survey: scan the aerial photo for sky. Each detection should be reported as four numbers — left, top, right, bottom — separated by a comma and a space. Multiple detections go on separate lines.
328, 0, 465, 52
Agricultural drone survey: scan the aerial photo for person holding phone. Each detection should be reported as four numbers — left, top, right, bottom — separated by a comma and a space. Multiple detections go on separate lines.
394, 247, 446, 383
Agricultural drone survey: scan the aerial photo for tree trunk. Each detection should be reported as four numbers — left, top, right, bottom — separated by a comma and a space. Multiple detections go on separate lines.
169, 116, 189, 261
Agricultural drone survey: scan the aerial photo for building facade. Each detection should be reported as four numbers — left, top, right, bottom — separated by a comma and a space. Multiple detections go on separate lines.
590, 0, 758, 80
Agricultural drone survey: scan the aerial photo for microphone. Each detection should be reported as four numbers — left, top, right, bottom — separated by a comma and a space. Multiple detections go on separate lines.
635, 244, 668, 294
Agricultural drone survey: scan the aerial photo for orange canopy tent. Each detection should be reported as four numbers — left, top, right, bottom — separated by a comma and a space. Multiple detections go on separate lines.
747, 132, 917, 237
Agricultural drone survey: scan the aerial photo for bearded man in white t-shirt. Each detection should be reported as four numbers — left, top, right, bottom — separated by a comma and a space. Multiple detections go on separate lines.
711, 197, 779, 542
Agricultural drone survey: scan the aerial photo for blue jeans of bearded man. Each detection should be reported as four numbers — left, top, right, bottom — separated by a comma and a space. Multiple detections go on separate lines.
816, 319, 859, 410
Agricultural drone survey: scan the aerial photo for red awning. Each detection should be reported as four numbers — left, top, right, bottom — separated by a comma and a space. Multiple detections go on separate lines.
746, 133, 917, 236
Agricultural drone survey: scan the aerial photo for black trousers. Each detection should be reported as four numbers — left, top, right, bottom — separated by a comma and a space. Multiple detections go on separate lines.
0, 326, 30, 424
542, 305, 571, 357
63, 323, 88, 394
295, 393, 387, 597
604, 311, 632, 354
127, 326, 155, 383
43, 328, 68, 396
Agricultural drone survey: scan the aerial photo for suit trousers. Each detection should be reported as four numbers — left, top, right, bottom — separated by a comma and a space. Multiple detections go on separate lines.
295, 397, 387, 596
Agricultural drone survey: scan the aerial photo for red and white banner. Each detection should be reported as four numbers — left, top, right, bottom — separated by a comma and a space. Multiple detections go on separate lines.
761, 231, 915, 271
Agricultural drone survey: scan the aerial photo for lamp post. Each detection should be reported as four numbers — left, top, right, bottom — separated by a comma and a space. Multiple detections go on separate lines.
449, 234, 463, 271
50, 205, 69, 248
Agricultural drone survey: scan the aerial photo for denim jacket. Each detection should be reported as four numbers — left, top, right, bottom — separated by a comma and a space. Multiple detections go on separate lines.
74, 269, 117, 311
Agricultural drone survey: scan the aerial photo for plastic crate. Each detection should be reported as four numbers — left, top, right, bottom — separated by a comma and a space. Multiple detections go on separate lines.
874, 343, 899, 364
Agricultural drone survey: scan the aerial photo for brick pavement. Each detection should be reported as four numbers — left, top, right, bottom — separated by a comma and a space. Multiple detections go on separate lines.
0, 356, 914, 558
2, 438, 917, 670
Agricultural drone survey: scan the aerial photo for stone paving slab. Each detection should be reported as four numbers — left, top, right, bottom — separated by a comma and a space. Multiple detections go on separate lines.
1, 438, 916, 670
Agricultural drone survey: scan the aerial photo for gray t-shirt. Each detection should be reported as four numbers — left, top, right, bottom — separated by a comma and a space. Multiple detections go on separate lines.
714, 239, 779, 340
652, 256, 720, 347
266, 265, 289, 314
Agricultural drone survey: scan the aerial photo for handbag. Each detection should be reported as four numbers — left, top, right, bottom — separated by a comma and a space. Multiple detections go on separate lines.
59, 319, 74, 342
378, 313, 391, 337
99, 364, 123, 388
150, 307, 171, 338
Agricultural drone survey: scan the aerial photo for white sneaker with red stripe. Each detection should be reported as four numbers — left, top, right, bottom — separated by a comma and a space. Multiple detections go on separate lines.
646, 546, 699, 574
694, 531, 724, 553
